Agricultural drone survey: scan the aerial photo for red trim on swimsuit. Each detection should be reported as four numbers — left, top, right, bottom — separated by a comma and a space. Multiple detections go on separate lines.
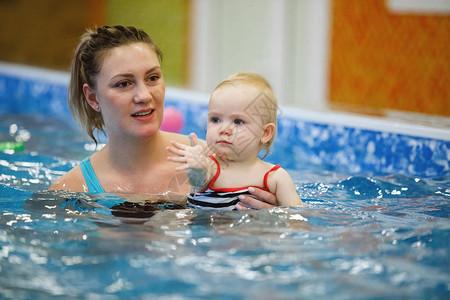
200, 155, 280, 193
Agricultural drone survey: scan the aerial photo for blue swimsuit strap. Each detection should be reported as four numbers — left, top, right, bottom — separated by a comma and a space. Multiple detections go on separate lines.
80, 135, 192, 194
80, 157, 105, 194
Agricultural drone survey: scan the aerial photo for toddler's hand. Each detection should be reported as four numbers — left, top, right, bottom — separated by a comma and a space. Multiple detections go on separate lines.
167, 133, 208, 171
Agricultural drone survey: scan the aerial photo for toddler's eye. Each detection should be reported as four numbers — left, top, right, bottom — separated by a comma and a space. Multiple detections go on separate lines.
210, 117, 220, 124
234, 119, 244, 125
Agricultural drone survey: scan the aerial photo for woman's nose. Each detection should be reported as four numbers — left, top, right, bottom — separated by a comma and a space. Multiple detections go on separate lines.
133, 83, 152, 103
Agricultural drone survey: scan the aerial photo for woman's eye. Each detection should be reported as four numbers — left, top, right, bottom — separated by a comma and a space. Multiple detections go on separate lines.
147, 75, 160, 82
234, 119, 244, 125
116, 81, 130, 88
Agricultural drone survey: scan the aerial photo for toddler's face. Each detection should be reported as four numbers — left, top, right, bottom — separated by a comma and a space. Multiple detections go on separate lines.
206, 84, 267, 161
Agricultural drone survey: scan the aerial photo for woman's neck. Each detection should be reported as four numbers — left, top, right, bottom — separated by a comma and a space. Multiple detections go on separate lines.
103, 130, 166, 173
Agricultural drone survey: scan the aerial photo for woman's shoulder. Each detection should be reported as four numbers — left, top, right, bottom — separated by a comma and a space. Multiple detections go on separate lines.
162, 131, 206, 146
162, 131, 189, 143
48, 164, 87, 192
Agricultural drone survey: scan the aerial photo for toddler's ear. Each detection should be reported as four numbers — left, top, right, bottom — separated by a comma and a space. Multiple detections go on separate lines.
261, 123, 275, 144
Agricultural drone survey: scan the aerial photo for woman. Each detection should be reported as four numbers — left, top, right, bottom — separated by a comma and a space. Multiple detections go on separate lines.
49, 25, 276, 210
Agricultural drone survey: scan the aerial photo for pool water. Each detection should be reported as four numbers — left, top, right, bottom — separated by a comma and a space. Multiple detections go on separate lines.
1, 114, 449, 299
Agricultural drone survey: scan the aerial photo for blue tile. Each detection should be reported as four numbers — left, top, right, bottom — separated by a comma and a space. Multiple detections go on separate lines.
0, 69, 448, 177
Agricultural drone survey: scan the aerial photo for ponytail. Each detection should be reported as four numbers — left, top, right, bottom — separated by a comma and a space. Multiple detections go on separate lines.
68, 26, 163, 144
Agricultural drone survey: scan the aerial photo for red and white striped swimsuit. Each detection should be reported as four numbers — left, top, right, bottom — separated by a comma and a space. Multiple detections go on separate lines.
187, 156, 280, 210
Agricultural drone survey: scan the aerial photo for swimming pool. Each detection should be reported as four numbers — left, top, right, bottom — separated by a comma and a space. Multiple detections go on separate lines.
1, 62, 449, 299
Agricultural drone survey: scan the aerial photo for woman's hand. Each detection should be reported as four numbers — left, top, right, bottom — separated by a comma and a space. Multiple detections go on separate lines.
236, 187, 277, 210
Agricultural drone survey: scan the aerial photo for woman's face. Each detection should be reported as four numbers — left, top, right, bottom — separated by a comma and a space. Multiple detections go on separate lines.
89, 43, 165, 141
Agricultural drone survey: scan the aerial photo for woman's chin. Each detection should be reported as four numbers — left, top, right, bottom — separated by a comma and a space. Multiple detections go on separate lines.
134, 127, 160, 139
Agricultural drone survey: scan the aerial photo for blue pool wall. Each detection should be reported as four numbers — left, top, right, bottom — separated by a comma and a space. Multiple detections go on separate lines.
1, 62, 449, 177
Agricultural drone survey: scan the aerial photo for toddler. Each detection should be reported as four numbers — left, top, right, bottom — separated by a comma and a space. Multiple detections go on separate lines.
167, 72, 303, 209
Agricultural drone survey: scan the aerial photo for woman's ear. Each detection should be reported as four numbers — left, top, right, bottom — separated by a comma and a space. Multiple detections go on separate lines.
261, 123, 275, 144
83, 83, 100, 111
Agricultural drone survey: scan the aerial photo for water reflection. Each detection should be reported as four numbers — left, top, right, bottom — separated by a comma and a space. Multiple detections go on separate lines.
0, 172, 448, 298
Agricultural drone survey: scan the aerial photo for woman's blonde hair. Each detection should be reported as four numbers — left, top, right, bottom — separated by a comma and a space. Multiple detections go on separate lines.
213, 72, 278, 158
69, 25, 163, 144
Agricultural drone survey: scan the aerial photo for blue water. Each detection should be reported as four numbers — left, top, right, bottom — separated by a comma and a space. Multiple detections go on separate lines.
1, 114, 449, 299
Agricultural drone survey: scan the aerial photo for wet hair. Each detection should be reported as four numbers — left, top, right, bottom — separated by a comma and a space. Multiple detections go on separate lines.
212, 72, 278, 158
68, 25, 163, 143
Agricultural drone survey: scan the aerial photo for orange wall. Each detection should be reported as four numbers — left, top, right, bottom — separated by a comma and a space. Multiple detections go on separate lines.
0, 0, 103, 71
0, 0, 188, 87
329, 0, 450, 116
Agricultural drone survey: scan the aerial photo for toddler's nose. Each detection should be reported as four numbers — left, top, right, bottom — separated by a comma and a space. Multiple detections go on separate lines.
220, 124, 233, 135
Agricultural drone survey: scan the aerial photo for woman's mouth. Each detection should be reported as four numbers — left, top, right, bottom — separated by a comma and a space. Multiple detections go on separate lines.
132, 109, 154, 117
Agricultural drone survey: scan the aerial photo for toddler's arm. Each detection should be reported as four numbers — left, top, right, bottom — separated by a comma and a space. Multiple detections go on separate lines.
167, 133, 216, 192
270, 168, 304, 207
